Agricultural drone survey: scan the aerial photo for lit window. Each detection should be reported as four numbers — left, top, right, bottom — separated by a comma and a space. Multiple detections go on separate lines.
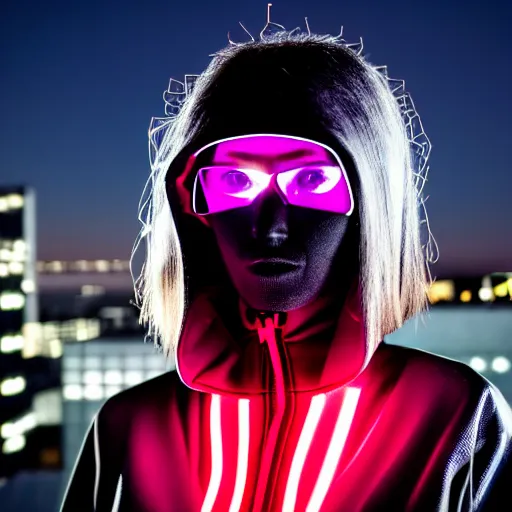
21, 279, 35, 293
95, 260, 110, 272
12, 240, 26, 254
0, 249, 11, 261
492, 356, 511, 374
9, 262, 24, 275
48, 261, 64, 273
83, 371, 103, 385
104, 356, 121, 369
83, 385, 104, 401
49, 339, 62, 358
6, 194, 24, 209
1, 376, 26, 396
428, 280, 455, 304
3, 434, 26, 454
1, 334, 24, 353
0, 197, 8, 212
0, 263, 8, 277
104, 370, 123, 385
124, 371, 144, 387
478, 288, 494, 302
1, 422, 16, 439
63, 384, 83, 401
0, 293, 25, 311
460, 290, 472, 303
469, 357, 487, 373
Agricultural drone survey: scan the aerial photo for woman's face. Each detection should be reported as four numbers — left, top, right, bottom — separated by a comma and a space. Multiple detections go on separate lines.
204, 135, 353, 312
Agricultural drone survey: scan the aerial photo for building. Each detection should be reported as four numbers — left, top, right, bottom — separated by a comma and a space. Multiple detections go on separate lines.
0, 187, 63, 478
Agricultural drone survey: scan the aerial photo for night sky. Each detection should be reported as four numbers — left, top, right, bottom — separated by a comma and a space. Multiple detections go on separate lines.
1, 0, 511, 277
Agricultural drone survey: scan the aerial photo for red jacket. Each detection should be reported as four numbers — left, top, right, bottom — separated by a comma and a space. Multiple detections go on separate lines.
61, 285, 512, 511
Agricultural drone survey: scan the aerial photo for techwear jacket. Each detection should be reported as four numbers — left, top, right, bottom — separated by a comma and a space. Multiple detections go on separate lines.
61, 284, 512, 511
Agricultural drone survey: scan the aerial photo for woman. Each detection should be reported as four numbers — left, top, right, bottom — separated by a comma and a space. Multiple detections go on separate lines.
61, 22, 512, 512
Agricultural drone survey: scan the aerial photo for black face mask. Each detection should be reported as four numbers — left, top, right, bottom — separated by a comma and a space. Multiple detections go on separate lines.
208, 186, 353, 312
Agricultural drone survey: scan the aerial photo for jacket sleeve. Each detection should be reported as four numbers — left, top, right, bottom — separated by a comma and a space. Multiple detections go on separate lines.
476, 384, 512, 511
60, 397, 127, 512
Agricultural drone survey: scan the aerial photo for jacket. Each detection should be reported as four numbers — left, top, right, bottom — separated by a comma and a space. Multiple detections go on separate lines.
61, 283, 512, 511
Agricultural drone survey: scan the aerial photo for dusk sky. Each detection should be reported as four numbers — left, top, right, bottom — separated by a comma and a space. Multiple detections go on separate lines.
1, 0, 511, 277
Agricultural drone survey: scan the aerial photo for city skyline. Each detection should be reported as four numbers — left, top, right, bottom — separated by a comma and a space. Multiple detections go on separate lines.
1, 0, 511, 277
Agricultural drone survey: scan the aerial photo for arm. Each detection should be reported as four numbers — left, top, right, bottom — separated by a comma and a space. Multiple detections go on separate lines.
60, 398, 127, 512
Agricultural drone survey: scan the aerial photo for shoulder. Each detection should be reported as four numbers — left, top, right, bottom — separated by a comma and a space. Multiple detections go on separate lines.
96, 370, 191, 431
375, 343, 512, 420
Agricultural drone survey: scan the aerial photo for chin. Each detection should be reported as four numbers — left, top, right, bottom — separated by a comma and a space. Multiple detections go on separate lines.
239, 277, 318, 313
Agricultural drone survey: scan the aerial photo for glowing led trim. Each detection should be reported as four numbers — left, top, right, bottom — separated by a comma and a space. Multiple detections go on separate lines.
229, 399, 250, 512
306, 388, 361, 512
282, 393, 326, 512
201, 395, 223, 512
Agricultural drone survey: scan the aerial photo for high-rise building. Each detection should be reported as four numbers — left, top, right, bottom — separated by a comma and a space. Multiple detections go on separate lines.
0, 187, 61, 478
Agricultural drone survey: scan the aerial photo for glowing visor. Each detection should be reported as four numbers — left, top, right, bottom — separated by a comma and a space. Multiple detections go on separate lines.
189, 134, 354, 216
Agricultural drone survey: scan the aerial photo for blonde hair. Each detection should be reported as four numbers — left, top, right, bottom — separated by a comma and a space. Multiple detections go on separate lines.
133, 31, 436, 358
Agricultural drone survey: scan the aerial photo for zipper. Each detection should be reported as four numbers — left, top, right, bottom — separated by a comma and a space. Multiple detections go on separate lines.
251, 312, 293, 511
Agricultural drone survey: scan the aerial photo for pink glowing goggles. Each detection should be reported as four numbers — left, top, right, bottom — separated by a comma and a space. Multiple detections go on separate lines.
189, 134, 354, 216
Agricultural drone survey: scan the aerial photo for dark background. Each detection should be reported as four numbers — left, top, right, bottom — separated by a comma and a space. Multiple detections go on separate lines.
1, 0, 511, 272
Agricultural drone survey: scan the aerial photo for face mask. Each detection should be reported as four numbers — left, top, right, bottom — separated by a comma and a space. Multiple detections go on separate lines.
179, 134, 356, 312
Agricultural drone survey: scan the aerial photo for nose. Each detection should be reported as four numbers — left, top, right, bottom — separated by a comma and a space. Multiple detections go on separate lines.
251, 188, 288, 247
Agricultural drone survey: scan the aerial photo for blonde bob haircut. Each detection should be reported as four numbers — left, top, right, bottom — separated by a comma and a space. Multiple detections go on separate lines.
133, 29, 436, 359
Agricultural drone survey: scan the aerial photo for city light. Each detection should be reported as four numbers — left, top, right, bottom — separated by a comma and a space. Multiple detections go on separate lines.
104, 370, 123, 385
8, 261, 24, 275
1, 334, 24, 353
124, 371, 144, 386
469, 357, 487, 372
478, 287, 494, 302
6, 194, 24, 209
83, 385, 104, 401
21, 279, 36, 293
1, 412, 37, 439
0, 263, 7, 277
492, 357, 511, 374
427, 280, 455, 304
83, 370, 103, 385
460, 290, 472, 303
63, 384, 83, 401
0, 292, 25, 311
2, 435, 26, 454
1, 376, 26, 396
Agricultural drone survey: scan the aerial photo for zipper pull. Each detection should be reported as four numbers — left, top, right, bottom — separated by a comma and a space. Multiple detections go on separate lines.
255, 312, 286, 344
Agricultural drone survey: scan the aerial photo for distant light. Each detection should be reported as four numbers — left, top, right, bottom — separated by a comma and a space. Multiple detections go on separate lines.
1, 376, 26, 396
0, 412, 36, 439
21, 279, 35, 293
494, 281, 509, 298
95, 260, 110, 272
1, 334, 24, 353
6, 194, 24, 209
48, 339, 62, 358
2, 434, 26, 454
492, 357, 511, 374
124, 371, 144, 387
9, 262, 24, 275
83, 385, 104, 401
469, 357, 487, 372
63, 384, 83, 401
0, 292, 25, 311
428, 280, 455, 304
83, 370, 102, 385
478, 288, 494, 302
460, 290, 472, 303
0, 263, 8, 277
0, 198, 8, 212
104, 370, 123, 386
81, 285, 105, 297
12, 239, 26, 254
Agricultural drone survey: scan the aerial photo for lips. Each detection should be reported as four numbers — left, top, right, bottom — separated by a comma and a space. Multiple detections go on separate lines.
248, 258, 303, 277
